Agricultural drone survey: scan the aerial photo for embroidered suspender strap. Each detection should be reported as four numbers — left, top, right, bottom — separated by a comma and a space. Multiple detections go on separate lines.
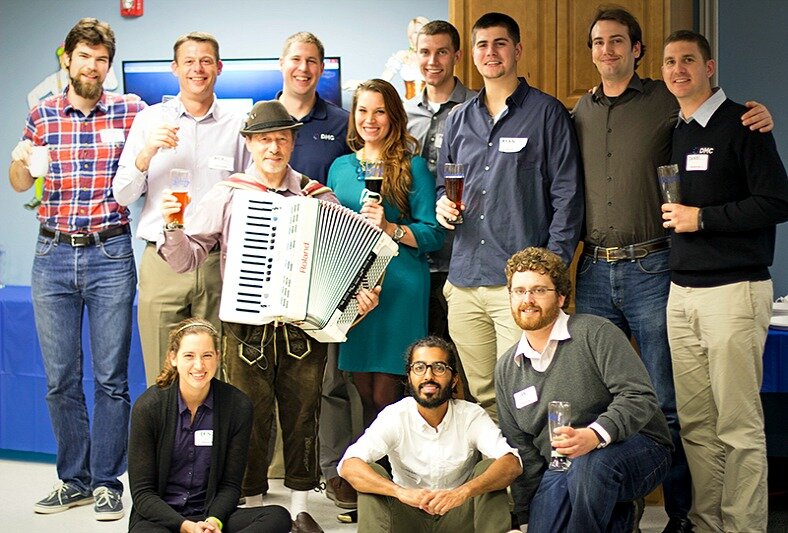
299, 175, 332, 197
219, 172, 332, 196
218, 173, 271, 192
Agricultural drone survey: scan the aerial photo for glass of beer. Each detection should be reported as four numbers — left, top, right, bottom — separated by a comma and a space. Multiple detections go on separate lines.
444, 163, 465, 224
548, 401, 571, 471
657, 164, 681, 204
169, 168, 191, 225
362, 162, 384, 204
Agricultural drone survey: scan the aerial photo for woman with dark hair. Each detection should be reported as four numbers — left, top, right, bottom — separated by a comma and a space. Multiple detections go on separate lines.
127, 318, 291, 532
327, 79, 443, 426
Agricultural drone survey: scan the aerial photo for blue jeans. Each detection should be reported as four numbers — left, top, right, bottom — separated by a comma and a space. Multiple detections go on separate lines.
31, 231, 136, 493
529, 434, 671, 533
576, 249, 691, 518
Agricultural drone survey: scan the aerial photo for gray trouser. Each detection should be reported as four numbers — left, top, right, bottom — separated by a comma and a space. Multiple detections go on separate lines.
319, 343, 360, 480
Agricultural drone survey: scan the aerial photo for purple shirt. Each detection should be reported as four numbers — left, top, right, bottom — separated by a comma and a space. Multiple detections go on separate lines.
163, 388, 214, 515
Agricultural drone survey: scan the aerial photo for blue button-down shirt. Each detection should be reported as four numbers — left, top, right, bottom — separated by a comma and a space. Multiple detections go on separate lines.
279, 91, 351, 184
437, 78, 583, 287
163, 388, 214, 516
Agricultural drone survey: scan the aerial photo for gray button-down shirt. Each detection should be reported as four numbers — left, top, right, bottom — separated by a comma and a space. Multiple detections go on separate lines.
406, 78, 476, 271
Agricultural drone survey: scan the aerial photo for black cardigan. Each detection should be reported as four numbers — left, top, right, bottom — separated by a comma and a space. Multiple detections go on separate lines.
128, 378, 253, 531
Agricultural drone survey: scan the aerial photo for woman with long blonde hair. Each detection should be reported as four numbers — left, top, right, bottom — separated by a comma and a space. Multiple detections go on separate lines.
328, 79, 444, 427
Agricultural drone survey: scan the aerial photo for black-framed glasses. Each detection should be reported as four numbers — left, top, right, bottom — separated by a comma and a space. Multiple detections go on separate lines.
408, 361, 453, 376
509, 287, 558, 299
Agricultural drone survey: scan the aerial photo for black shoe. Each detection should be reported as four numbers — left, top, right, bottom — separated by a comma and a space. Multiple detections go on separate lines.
337, 509, 358, 523
662, 517, 693, 533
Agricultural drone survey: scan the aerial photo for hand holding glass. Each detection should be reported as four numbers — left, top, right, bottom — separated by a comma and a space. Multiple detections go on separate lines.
169, 169, 191, 225
443, 163, 465, 224
160, 95, 179, 152
657, 164, 681, 204
548, 401, 572, 471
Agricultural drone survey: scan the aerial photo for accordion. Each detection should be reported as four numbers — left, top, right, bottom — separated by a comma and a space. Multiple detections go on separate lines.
219, 190, 399, 342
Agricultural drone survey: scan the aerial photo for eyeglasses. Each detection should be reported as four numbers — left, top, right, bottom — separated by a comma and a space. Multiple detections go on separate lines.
408, 361, 453, 376
509, 287, 558, 299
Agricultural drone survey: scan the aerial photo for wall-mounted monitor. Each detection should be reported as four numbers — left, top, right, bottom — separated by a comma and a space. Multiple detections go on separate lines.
122, 57, 342, 110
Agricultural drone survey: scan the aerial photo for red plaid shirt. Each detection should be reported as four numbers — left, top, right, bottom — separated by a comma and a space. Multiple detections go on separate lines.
22, 89, 146, 233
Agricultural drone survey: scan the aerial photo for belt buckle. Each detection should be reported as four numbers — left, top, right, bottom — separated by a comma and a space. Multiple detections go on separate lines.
70, 233, 88, 247
603, 247, 619, 262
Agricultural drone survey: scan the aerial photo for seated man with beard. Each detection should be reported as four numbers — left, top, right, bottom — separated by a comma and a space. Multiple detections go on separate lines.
338, 337, 522, 533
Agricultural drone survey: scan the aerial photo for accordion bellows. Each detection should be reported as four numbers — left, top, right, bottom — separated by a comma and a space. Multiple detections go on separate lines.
220, 190, 399, 342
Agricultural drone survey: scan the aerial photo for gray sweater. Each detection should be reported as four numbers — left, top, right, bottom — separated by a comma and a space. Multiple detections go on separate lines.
495, 314, 671, 523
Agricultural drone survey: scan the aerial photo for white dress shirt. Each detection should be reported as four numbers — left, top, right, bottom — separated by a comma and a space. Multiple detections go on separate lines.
114, 95, 248, 241
339, 397, 520, 490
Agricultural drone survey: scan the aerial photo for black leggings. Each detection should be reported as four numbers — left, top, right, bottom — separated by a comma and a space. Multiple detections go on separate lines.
129, 505, 291, 533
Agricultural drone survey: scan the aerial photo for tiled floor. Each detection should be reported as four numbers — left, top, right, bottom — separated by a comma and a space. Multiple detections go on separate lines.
2, 453, 673, 532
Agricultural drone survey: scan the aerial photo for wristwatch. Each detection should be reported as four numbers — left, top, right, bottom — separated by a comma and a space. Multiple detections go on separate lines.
391, 224, 406, 243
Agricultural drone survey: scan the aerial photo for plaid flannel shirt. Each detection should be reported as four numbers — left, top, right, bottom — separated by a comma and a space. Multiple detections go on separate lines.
22, 89, 146, 233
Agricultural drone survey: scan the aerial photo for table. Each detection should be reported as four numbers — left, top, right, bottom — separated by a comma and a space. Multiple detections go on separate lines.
0, 286, 147, 453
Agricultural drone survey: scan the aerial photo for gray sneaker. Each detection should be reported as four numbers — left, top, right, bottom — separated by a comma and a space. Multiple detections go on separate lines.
93, 486, 124, 521
33, 482, 93, 514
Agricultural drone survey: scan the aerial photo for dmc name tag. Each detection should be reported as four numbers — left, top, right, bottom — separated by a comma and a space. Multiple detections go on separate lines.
514, 385, 538, 409
686, 153, 709, 171
209, 154, 234, 171
499, 137, 528, 153
194, 430, 213, 446
99, 128, 125, 144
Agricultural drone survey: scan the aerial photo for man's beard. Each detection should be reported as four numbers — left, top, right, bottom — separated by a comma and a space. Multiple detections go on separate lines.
70, 73, 102, 100
512, 300, 560, 331
409, 379, 453, 409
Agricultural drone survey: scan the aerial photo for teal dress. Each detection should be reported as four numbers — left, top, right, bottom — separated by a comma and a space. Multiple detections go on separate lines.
327, 155, 444, 374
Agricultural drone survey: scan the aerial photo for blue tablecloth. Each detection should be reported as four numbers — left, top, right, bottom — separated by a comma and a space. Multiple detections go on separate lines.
763, 326, 788, 393
0, 285, 147, 453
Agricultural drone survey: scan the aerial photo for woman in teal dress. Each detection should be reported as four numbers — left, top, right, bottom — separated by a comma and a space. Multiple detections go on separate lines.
328, 79, 443, 426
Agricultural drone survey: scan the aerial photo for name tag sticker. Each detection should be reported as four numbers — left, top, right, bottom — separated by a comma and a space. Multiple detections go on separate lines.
686, 154, 709, 171
99, 128, 125, 143
499, 137, 528, 153
514, 386, 538, 409
194, 430, 213, 446
209, 154, 234, 171
434, 133, 443, 149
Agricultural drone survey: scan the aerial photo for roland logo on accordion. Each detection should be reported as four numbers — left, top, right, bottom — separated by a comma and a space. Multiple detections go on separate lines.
220, 190, 399, 343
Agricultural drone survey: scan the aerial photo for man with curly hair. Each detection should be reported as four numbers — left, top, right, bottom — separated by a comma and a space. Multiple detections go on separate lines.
495, 247, 672, 532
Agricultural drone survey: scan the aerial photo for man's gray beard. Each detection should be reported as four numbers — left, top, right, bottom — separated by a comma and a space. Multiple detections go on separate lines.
71, 75, 102, 100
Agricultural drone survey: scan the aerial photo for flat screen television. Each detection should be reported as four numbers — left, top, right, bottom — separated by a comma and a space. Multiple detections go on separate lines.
122, 57, 342, 111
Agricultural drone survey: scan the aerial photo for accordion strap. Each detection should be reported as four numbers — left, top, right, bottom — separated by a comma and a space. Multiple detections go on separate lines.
219, 172, 332, 198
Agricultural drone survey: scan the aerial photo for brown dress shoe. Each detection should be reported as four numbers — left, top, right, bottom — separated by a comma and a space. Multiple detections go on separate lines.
292, 511, 324, 533
326, 476, 358, 509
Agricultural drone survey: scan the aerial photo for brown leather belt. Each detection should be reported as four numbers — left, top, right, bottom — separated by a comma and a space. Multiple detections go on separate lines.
583, 238, 670, 262
40, 224, 130, 247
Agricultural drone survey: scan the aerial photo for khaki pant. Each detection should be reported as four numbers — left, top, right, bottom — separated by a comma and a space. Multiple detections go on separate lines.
138, 243, 222, 385
358, 459, 511, 533
443, 282, 520, 423
667, 280, 772, 533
